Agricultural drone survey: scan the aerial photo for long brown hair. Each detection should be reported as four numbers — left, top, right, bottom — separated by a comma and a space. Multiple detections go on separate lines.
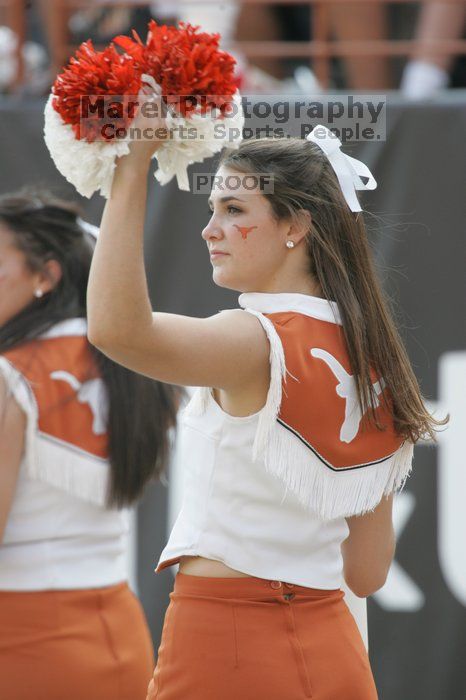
0, 189, 182, 507
220, 137, 446, 443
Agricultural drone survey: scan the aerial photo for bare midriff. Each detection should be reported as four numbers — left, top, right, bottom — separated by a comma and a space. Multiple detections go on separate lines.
178, 555, 253, 578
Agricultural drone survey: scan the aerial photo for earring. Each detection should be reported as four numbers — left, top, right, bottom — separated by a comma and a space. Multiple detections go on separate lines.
34, 289, 44, 298
286, 240, 295, 249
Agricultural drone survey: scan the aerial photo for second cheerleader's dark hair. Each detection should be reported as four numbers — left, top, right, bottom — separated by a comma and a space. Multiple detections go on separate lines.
0, 189, 182, 508
220, 137, 447, 444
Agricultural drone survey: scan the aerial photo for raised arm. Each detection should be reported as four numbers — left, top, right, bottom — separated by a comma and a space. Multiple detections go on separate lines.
87, 139, 270, 391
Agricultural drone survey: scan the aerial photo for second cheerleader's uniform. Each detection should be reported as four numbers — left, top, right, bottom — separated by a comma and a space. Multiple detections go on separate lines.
0, 319, 153, 700
149, 292, 414, 700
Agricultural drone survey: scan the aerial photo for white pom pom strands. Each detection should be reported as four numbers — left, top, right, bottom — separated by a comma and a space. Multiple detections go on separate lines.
43, 86, 245, 199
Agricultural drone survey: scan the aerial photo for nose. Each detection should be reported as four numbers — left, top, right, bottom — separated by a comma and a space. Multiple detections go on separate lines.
201, 215, 224, 243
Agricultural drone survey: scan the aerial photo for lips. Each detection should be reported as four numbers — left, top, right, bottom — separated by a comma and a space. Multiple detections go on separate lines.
210, 250, 228, 257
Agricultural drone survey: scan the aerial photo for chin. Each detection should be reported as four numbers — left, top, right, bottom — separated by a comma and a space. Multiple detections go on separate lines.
211, 270, 241, 292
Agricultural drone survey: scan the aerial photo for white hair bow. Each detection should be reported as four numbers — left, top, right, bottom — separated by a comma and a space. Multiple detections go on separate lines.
77, 217, 99, 239
306, 125, 377, 213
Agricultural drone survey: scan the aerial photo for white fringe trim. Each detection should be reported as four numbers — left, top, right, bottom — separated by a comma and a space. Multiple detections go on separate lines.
183, 385, 211, 417
262, 422, 414, 519
34, 433, 109, 507
240, 309, 288, 459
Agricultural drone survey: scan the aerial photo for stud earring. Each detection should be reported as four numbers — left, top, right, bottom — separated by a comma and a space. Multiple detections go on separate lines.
34, 289, 44, 298
286, 240, 295, 249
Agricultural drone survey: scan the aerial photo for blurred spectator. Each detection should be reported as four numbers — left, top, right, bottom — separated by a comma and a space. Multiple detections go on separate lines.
36, 1, 156, 78
401, 1, 466, 99
232, 2, 392, 91
328, 1, 393, 89
1, 1, 464, 96
0, 24, 48, 94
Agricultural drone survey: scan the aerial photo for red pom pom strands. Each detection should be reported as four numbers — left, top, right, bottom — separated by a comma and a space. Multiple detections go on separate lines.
51, 41, 142, 142
113, 21, 238, 117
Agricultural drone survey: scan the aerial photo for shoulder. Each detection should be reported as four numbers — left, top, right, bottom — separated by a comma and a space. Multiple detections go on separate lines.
215, 308, 272, 356
0, 355, 36, 423
0, 369, 27, 430
211, 307, 271, 360
216, 307, 270, 333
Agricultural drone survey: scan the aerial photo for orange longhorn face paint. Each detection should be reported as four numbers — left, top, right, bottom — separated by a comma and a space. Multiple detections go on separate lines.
233, 225, 258, 240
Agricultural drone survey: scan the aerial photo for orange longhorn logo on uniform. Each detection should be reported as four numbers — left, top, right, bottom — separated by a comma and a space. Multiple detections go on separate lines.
50, 371, 108, 435
310, 348, 386, 444
266, 312, 403, 470
4, 335, 108, 460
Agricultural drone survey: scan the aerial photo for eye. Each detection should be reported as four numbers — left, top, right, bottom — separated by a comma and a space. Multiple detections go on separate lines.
227, 206, 241, 214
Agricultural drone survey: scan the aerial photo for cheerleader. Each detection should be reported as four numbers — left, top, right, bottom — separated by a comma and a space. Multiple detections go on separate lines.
87, 125, 444, 699
0, 191, 180, 700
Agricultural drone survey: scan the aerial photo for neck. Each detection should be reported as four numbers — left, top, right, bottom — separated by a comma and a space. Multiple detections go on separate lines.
243, 279, 323, 298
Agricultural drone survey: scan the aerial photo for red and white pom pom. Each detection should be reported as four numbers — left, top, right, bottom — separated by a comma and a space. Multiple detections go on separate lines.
44, 23, 245, 198
44, 41, 142, 198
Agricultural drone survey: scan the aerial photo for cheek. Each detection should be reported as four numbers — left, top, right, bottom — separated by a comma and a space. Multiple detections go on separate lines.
0, 267, 13, 286
0, 262, 29, 288
0, 264, 34, 320
235, 226, 279, 258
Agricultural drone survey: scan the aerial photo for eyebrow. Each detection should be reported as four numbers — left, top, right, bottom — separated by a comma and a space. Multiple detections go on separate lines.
207, 196, 245, 208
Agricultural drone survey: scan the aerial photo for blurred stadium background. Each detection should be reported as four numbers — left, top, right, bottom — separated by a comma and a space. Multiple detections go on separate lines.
0, 2, 465, 699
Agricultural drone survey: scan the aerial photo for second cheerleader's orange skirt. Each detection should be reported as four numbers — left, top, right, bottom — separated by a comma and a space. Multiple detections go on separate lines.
147, 572, 378, 700
0, 581, 154, 700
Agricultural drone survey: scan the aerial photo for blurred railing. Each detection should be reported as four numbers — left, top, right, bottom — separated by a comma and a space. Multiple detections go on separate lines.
3, 0, 466, 89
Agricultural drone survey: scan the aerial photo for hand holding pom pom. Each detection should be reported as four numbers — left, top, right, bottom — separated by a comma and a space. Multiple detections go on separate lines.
44, 21, 245, 198
118, 75, 170, 165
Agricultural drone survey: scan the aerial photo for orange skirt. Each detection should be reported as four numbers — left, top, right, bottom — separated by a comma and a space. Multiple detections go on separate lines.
147, 573, 378, 700
0, 581, 154, 700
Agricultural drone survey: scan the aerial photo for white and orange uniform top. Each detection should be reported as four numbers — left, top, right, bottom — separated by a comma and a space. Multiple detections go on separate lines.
156, 292, 414, 589
0, 319, 129, 591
